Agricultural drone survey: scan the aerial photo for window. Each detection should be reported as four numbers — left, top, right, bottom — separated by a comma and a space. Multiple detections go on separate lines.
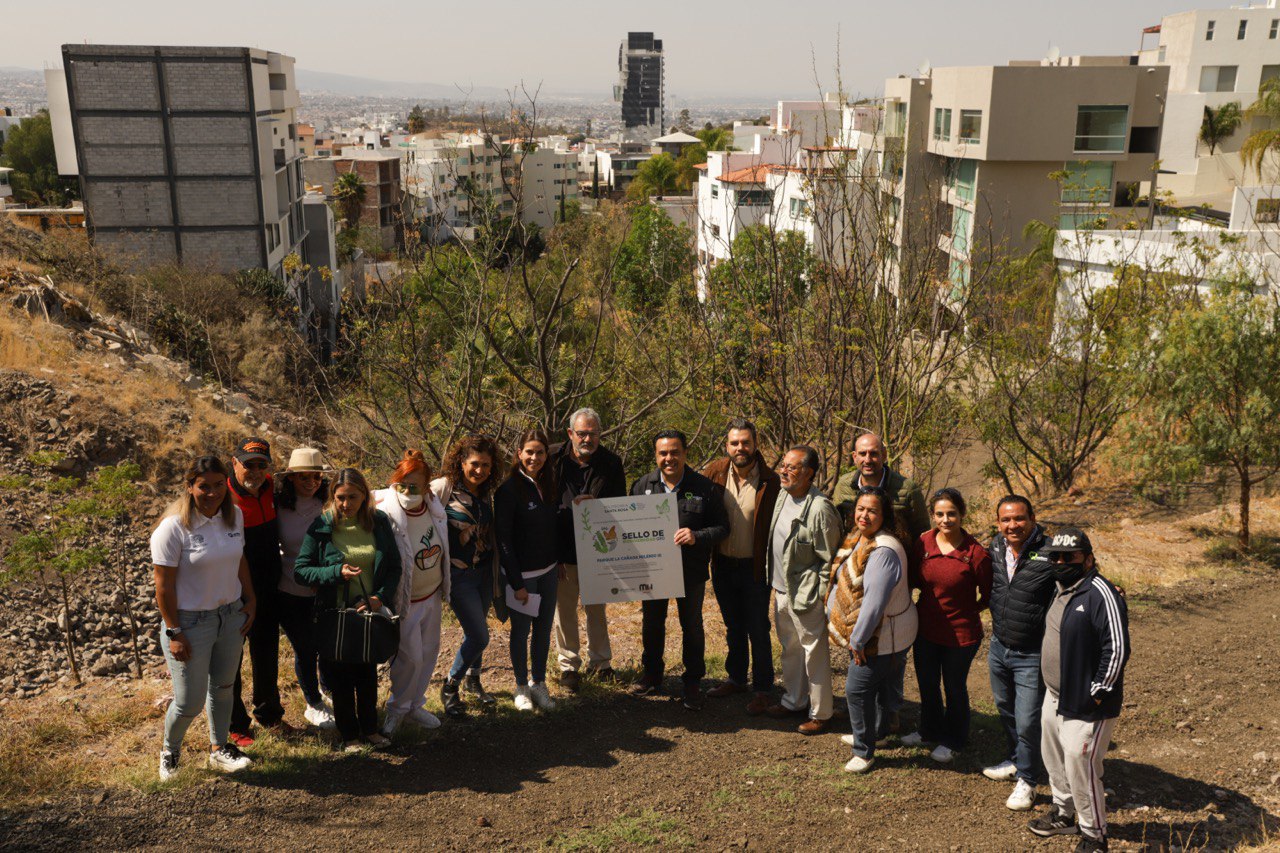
1130, 126, 1159, 154
1074, 106, 1128, 152
789, 197, 809, 218
1158, 46, 1167, 63
932, 107, 952, 141
711, 184, 719, 199
1114, 181, 1141, 207
1256, 198, 1280, 224
951, 206, 971, 256
1206, 20, 1216, 40
735, 189, 772, 206
958, 110, 982, 144
1263, 65, 1280, 87
950, 158, 977, 202
1061, 161, 1114, 204
1239, 19, 1248, 39
711, 224, 721, 238
1059, 210, 1108, 230
1271, 19, 1279, 38
1199, 65, 1238, 93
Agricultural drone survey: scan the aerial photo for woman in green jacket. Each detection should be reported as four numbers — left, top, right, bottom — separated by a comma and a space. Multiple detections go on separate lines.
295, 468, 402, 751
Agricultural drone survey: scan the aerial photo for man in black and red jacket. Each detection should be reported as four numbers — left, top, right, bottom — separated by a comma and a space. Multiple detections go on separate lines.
227, 437, 290, 744
1026, 527, 1130, 853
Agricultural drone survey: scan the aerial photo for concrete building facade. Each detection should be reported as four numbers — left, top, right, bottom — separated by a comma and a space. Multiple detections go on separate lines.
55, 44, 307, 276
617, 32, 664, 143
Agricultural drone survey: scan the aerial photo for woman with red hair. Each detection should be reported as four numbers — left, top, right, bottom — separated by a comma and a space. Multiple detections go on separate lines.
373, 449, 451, 736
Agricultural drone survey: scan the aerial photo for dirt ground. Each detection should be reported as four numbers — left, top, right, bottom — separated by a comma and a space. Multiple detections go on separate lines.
2, 554, 1279, 852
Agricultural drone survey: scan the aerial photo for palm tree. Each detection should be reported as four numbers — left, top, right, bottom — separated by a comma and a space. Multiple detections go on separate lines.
696, 125, 734, 152
1241, 78, 1280, 180
333, 171, 366, 228
1199, 102, 1242, 155
627, 153, 679, 200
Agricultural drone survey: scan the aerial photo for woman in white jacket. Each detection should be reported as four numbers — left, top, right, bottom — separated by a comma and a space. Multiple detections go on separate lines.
373, 449, 451, 736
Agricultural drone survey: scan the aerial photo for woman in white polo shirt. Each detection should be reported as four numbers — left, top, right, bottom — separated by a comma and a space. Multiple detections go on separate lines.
151, 455, 258, 781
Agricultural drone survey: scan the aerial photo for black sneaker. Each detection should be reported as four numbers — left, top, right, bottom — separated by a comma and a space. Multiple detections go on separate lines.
441, 678, 467, 719
681, 685, 704, 711
464, 673, 496, 705
1074, 835, 1108, 852
1028, 809, 1079, 837
158, 751, 179, 781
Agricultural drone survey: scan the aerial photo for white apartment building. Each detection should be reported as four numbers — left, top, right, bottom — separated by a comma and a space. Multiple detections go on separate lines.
1138, 1, 1280, 204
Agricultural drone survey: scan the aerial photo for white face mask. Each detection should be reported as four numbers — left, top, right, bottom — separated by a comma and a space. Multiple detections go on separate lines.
395, 490, 425, 510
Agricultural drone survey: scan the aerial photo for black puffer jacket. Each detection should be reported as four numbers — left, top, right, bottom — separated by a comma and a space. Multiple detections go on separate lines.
988, 525, 1057, 651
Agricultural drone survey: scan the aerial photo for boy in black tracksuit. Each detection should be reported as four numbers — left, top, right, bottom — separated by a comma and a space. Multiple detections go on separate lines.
1028, 527, 1130, 853
630, 430, 729, 710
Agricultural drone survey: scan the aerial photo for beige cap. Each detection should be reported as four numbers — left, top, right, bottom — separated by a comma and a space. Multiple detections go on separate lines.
282, 447, 332, 474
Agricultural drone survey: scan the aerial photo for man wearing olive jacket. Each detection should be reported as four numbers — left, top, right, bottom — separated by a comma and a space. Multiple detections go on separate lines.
631, 429, 729, 711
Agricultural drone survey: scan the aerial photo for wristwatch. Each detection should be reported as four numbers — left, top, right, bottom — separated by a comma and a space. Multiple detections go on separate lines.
164, 626, 184, 639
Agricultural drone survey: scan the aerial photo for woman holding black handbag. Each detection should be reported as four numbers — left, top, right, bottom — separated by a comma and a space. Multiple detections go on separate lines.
295, 468, 402, 751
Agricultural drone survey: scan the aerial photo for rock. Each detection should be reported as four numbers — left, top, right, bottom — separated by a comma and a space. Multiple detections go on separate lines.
1254, 751, 1268, 762
224, 393, 253, 414
1119, 517, 1134, 528
182, 374, 203, 390
476, 816, 491, 827
1213, 788, 1229, 800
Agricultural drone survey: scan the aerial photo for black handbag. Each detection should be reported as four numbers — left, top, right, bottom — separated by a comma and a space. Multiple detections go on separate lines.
315, 566, 401, 664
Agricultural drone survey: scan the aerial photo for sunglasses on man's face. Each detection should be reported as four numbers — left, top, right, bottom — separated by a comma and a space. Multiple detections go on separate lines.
1048, 552, 1086, 564
242, 460, 268, 470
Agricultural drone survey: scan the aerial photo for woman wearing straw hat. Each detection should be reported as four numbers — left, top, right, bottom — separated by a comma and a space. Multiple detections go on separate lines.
275, 447, 336, 729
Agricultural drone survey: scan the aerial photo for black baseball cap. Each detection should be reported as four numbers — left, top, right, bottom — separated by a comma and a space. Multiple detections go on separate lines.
234, 437, 271, 464
1042, 526, 1092, 555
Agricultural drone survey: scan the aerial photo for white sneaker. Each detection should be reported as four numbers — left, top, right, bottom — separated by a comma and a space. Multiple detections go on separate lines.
381, 709, 406, 737
930, 744, 955, 764
840, 734, 856, 747
983, 759, 1018, 781
529, 682, 556, 710
1006, 778, 1035, 811
208, 743, 252, 773
158, 751, 178, 781
409, 707, 442, 729
304, 704, 336, 730
900, 731, 925, 747
514, 685, 534, 711
844, 755, 875, 773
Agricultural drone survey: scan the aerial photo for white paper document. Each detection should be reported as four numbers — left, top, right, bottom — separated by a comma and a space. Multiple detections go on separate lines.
505, 585, 542, 617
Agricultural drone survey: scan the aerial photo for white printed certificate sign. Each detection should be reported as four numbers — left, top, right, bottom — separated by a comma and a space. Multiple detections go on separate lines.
574, 493, 683, 605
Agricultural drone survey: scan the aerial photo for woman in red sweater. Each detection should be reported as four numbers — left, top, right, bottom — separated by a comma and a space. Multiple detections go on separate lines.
901, 487, 992, 763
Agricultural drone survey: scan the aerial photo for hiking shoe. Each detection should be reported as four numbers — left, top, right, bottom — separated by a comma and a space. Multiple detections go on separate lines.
900, 731, 925, 747
765, 702, 807, 719
304, 704, 336, 730
681, 685, 704, 711
442, 678, 467, 718
844, 755, 874, 773
409, 707, 442, 729
226, 730, 254, 749
983, 759, 1018, 781
746, 693, 772, 715
798, 718, 828, 735
381, 710, 406, 737
930, 744, 956, 764
1074, 835, 1108, 852
266, 720, 303, 739
514, 685, 535, 711
1006, 778, 1036, 811
558, 671, 581, 693
631, 675, 663, 697
1028, 809, 1079, 837
464, 673, 496, 705
530, 682, 556, 710
208, 743, 252, 773
158, 751, 179, 781
706, 682, 747, 698
364, 733, 391, 750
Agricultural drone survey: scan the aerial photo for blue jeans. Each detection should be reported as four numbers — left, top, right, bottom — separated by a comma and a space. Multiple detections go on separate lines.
845, 649, 909, 759
161, 602, 246, 754
448, 566, 493, 680
509, 570, 559, 684
988, 634, 1046, 784
710, 556, 774, 693
913, 637, 979, 750
277, 591, 326, 707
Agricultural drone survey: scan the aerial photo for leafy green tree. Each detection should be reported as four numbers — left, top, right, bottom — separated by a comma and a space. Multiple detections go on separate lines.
615, 202, 694, 309
1242, 78, 1280, 179
0, 111, 77, 206
333, 171, 366, 229
696, 126, 734, 152
1200, 102, 1242, 155
1125, 283, 1280, 549
627, 153, 679, 200
407, 104, 426, 135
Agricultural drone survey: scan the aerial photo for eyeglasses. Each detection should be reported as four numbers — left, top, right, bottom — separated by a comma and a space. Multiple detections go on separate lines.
572, 430, 599, 439
778, 463, 809, 473
1048, 553, 1085, 564
394, 483, 424, 495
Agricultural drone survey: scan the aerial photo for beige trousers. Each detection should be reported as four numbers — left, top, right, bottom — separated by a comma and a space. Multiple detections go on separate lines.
774, 591, 833, 721
554, 563, 613, 673
1041, 690, 1118, 840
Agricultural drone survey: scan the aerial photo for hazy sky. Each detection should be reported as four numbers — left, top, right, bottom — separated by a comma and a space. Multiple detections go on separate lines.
12, 0, 1192, 99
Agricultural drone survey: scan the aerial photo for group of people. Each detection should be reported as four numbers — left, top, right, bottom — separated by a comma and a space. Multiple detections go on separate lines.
150, 415, 1129, 852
